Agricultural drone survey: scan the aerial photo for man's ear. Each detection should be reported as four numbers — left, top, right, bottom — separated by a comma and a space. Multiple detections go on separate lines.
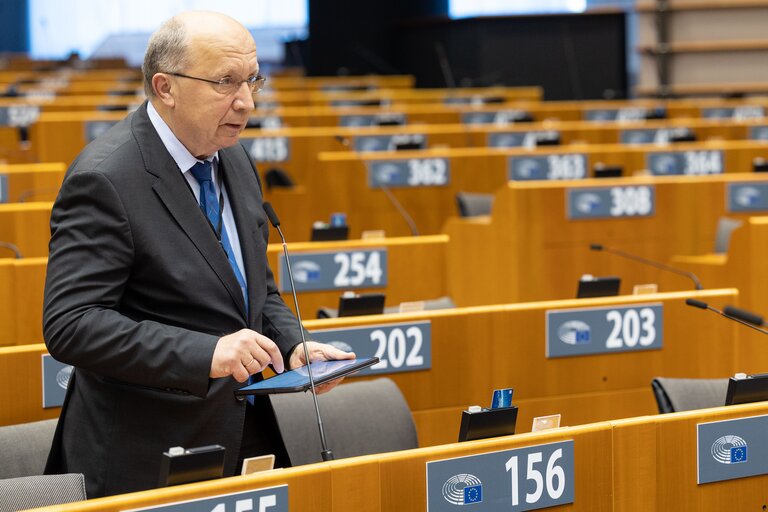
152, 73, 175, 107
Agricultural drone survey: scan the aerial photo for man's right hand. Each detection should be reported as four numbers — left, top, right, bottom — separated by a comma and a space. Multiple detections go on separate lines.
210, 329, 285, 382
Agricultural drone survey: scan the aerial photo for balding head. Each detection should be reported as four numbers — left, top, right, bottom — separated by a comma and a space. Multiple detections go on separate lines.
142, 11, 253, 98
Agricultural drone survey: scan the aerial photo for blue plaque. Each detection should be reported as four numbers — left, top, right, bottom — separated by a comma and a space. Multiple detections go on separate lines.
647, 150, 723, 175
698, 414, 768, 484
508, 154, 587, 181
488, 131, 560, 148
0, 174, 7, 203
242, 137, 290, 162
584, 107, 663, 122
546, 303, 663, 358
125, 485, 288, 512
354, 133, 426, 152
567, 185, 655, 220
278, 248, 387, 293
367, 158, 450, 188
426, 440, 575, 511
41, 354, 72, 408
749, 126, 768, 141
620, 127, 693, 145
727, 182, 768, 212
461, 110, 532, 125
0, 105, 40, 127
702, 106, 764, 119
85, 121, 119, 142
310, 321, 431, 375
339, 113, 407, 127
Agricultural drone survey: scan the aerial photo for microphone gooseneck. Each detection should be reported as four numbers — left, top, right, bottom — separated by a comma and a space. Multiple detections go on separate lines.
723, 305, 765, 327
590, 243, 703, 290
685, 298, 768, 336
263, 202, 334, 462
334, 135, 420, 236
0, 241, 22, 259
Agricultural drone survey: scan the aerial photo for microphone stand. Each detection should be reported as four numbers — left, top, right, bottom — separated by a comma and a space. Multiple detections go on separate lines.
686, 299, 768, 336
590, 243, 702, 290
264, 202, 334, 461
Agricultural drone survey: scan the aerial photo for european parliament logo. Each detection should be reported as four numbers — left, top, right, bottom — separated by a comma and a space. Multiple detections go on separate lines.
575, 193, 601, 213
711, 435, 748, 464
442, 474, 482, 505
375, 164, 401, 184
56, 365, 73, 390
735, 186, 761, 207
558, 321, 591, 345
650, 154, 678, 174
293, 261, 321, 284
514, 158, 542, 179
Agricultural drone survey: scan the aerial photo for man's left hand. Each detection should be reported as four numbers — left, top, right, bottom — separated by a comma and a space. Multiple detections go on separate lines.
288, 341, 356, 394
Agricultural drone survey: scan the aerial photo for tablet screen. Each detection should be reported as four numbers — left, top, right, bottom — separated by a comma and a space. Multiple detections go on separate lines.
235, 357, 378, 396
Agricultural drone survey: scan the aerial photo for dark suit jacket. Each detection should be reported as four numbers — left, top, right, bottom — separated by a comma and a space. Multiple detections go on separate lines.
43, 102, 302, 497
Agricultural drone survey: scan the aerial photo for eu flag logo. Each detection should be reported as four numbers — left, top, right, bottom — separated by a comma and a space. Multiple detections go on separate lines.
463, 484, 482, 504
730, 446, 748, 463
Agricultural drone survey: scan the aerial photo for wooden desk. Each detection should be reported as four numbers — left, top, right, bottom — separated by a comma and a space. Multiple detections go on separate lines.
442, 174, 768, 306
2, 290, 743, 446
0, 257, 46, 346
612, 401, 768, 511
0, 163, 66, 203
0, 202, 52, 259
0, 235, 447, 345
670, 215, 768, 370
266, 235, 449, 318
240, 116, 768, 188
26, 401, 768, 512
301, 142, 766, 239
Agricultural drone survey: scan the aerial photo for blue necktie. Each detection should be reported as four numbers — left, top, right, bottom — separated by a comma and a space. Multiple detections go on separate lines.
189, 161, 248, 310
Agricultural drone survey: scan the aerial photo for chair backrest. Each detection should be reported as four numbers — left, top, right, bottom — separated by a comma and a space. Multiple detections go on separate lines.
651, 377, 729, 413
713, 216, 743, 253
269, 378, 418, 466
0, 474, 86, 512
0, 419, 57, 479
456, 192, 493, 217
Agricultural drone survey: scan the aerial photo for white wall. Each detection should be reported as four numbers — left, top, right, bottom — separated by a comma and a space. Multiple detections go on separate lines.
29, 0, 307, 61
450, 0, 587, 18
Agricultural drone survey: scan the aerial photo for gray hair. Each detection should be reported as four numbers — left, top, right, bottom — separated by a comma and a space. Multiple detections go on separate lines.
142, 18, 189, 97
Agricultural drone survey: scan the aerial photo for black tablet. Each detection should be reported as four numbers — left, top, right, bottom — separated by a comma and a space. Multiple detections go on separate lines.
234, 357, 379, 396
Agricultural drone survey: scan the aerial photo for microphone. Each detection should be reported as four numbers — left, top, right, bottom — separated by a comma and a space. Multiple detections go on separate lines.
0, 241, 22, 259
589, 243, 703, 290
434, 42, 457, 89
723, 305, 765, 327
685, 298, 768, 336
263, 202, 334, 462
334, 135, 420, 236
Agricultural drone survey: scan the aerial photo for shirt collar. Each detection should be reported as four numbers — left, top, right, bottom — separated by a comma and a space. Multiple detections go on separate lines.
147, 101, 218, 172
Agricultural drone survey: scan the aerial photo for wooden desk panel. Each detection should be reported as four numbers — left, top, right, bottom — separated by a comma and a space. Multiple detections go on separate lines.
266, 235, 449, 318
0, 235, 447, 345
0, 202, 52, 259
0, 163, 66, 203
0, 290, 739, 439
26, 403, 768, 512
670, 216, 768, 372
613, 402, 768, 512
443, 174, 768, 306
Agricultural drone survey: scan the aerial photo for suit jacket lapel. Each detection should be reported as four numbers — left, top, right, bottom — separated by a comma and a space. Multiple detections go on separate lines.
219, 148, 263, 326
132, 103, 248, 320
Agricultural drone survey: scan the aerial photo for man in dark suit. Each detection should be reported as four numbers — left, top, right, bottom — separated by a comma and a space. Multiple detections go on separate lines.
43, 11, 353, 498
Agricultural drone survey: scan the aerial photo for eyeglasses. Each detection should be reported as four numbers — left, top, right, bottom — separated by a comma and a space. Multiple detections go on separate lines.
167, 72, 266, 95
